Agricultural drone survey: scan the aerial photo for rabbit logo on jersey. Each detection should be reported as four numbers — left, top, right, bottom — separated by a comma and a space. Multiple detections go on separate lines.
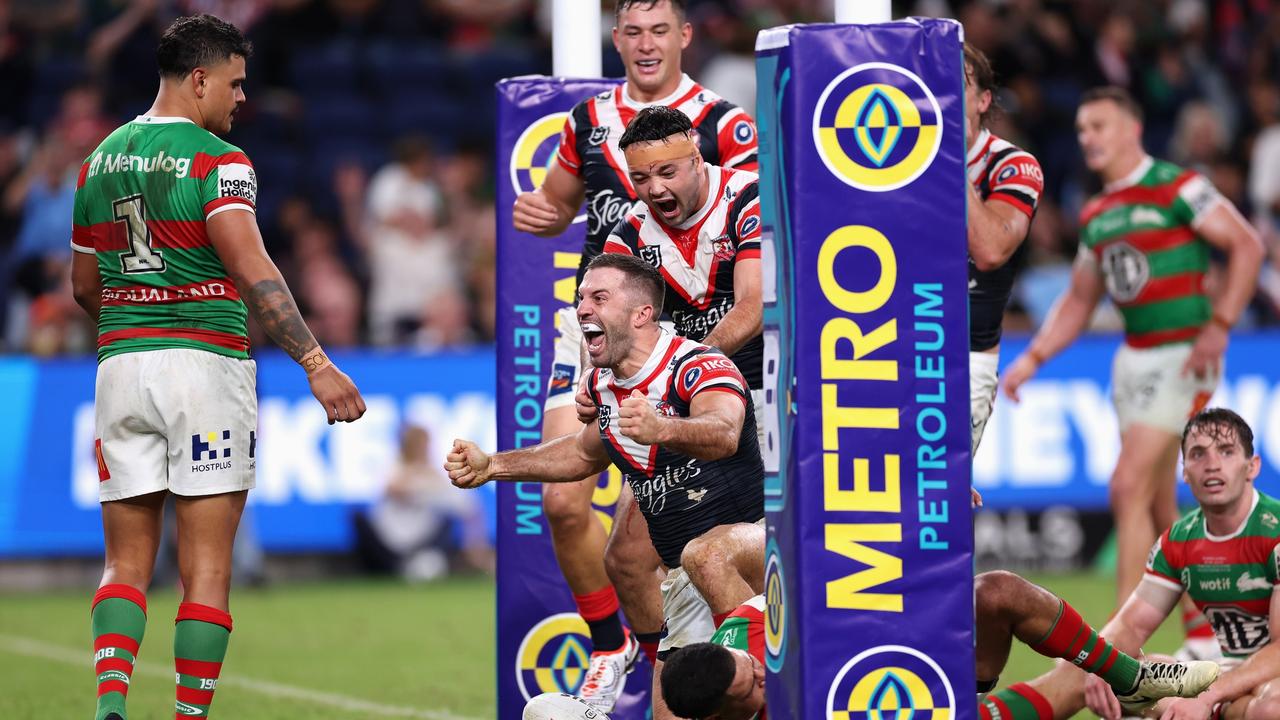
827, 645, 955, 720
813, 63, 942, 192
516, 613, 593, 700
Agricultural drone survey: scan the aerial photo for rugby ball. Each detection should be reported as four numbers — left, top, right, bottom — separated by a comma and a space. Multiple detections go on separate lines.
522, 692, 608, 719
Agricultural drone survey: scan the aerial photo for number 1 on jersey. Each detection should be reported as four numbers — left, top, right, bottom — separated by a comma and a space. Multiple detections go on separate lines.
115, 194, 167, 274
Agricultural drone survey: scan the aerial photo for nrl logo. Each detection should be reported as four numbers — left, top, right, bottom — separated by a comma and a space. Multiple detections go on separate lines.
588, 126, 609, 147
639, 245, 662, 268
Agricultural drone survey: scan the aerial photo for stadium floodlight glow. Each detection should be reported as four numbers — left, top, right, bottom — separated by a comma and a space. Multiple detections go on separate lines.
835, 0, 891, 24
552, 0, 602, 78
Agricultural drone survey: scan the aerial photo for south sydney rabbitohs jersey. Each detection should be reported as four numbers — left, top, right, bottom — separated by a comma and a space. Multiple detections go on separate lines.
1146, 490, 1280, 663
966, 129, 1043, 351
604, 165, 763, 389
71, 116, 258, 362
587, 332, 764, 568
555, 74, 758, 289
711, 595, 768, 720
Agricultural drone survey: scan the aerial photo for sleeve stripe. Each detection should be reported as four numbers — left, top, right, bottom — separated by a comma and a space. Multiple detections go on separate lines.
206, 202, 255, 221
988, 191, 1034, 217
736, 248, 761, 260
723, 150, 757, 169
716, 107, 749, 132
70, 239, 95, 254
696, 385, 749, 405
603, 239, 633, 255
1189, 195, 1228, 230
1143, 571, 1183, 591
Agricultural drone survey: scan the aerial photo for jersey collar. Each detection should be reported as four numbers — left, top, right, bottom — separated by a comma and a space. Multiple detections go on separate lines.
133, 115, 195, 125
966, 128, 992, 166
1104, 155, 1154, 193
621, 74, 696, 111
1203, 489, 1260, 542
611, 329, 675, 388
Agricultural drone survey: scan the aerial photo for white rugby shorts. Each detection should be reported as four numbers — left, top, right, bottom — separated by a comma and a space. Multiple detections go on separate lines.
657, 565, 716, 655
970, 351, 1000, 454
1112, 342, 1219, 435
544, 306, 583, 413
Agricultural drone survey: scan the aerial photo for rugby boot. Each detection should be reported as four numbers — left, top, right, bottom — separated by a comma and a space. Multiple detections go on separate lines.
1117, 660, 1220, 715
577, 628, 640, 713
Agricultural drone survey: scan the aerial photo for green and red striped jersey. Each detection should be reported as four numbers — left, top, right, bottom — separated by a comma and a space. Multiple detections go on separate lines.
1145, 490, 1280, 661
1078, 156, 1224, 348
710, 594, 767, 719
71, 115, 257, 362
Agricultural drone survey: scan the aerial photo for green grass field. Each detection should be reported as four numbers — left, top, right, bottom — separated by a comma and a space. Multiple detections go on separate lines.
0, 572, 1186, 719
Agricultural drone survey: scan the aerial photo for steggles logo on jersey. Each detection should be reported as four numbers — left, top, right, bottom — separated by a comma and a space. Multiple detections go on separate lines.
88, 150, 192, 179
630, 458, 703, 515
587, 189, 631, 236
672, 298, 733, 341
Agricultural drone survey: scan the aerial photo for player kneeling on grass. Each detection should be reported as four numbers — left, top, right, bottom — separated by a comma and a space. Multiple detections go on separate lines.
657, 573, 1219, 720
446, 253, 764, 719
1078, 408, 1280, 720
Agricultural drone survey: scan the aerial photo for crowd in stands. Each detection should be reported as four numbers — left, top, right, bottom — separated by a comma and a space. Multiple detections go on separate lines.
2, 0, 1279, 356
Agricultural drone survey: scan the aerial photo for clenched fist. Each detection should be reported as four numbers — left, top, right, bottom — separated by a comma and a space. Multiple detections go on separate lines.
618, 389, 664, 445
444, 439, 493, 489
512, 190, 561, 235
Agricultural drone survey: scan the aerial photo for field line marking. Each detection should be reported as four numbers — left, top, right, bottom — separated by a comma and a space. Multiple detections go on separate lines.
0, 633, 484, 720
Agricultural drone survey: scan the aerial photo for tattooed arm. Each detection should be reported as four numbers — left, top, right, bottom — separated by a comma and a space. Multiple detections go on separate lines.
207, 209, 366, 424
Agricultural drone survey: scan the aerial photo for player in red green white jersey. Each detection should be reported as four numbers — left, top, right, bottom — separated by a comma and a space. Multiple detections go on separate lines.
69, 15, 364, 720
1003, 87, 1264, 639
1079, 408, 1280, 720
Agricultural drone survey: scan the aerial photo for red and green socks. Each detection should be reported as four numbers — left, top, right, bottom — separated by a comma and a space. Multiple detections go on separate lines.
1030, 599, 1140, 694
979, 683, 1053, 720
173, 603, 233, 719
92, 584, 148, 720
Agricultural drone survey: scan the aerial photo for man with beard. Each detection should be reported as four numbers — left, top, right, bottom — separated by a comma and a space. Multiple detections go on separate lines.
509, 3, 758, 708
446, 253, 763, 720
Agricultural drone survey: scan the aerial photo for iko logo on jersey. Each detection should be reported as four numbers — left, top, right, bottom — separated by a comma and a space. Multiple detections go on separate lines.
88, 150, 191, 179
217, 164, 257, 206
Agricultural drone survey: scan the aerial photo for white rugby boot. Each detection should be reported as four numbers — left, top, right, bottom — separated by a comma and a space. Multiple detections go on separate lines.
1116, 660, 1221, 715
577, 630, 640, 713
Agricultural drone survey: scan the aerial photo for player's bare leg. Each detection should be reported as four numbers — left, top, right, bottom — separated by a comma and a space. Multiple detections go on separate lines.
1223, 679, 1280, 720
92, 491, 166, 720
171, 490, 247, 718
680, 522, 765, 618
605, 484, 666, 643
1110, 425, 1183, 606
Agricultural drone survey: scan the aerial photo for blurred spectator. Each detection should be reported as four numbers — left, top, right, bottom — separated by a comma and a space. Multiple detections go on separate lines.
1169, 101, 1228, 173
359, 136, 462, 346
353, 425, 495, 580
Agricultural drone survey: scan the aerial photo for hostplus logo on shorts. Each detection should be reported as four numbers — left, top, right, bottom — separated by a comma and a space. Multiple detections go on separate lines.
191, 430, 233, 473
812, 63, 943, 192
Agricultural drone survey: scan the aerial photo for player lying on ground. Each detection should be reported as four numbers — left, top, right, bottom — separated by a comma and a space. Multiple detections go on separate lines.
658, 573, 1219, 720
510, 1, 758, 708
982, 408, 1280, 720
445, 253, 764, 719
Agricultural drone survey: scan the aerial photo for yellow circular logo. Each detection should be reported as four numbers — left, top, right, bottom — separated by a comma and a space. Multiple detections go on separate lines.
510, 113, 568, 196
515, 613, 592, 700
827, 645, 955, 720
764, 540, 787, 671
812, 63, 943, 192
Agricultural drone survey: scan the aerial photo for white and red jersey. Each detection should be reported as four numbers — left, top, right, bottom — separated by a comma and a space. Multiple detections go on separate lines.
603, 165, 763, 389
588, 331, 763, 568
556, 74, 758, 290
966, 128, 1044, 351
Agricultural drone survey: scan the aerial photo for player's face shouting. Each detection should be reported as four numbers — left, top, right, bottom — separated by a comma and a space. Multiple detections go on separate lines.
1183, 425, 1261, 511
614, 0, 691, 99
198, 54, 247, 135
577, 268, 636, 368
1076, 99, 1137, 176
626, 136, 705, 226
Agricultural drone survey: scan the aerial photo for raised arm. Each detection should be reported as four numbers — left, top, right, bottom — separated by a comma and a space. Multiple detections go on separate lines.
618, 387, 745, 460
702, 257, 762, 356
967, 181, 1032, 271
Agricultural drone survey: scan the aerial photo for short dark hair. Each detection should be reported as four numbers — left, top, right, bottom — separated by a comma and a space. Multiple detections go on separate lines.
963, 43, 998, 124
584, 253, 665, 311
616, 0, 685, 21
619, 106, 693, 151
1183, 407, 1255, 456
1080, 85, 1143, 123
157, 14, 252, 80
661, 643, 736, 717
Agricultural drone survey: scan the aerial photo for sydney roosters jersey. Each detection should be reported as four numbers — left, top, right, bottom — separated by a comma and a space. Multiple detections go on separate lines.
966, 129, 1043, 351
604, 166, 763, 389
587, 331, 763, 568
556, 74, 759, 290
